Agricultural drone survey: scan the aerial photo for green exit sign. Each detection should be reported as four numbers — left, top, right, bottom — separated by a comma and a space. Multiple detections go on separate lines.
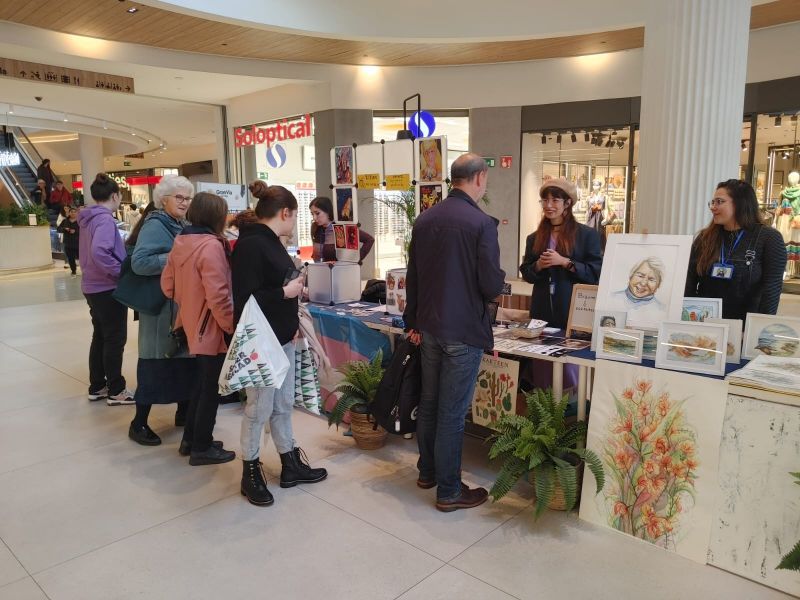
123, 161, 132, 167
483, 157, 496, 168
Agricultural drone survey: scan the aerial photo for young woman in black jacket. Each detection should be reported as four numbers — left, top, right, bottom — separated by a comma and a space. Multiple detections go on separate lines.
519, 178, 603, 328
231, 181, 327, 507
685, 179, 787, 322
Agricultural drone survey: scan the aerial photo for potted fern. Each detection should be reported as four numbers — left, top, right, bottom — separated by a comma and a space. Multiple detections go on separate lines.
488, 388, 604, 518
328, 350, 386, 450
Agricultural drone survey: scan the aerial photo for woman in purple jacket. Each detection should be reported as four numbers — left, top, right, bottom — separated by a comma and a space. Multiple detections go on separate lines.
77, 174, 134, 406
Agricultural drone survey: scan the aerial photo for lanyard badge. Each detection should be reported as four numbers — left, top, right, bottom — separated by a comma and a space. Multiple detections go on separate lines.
711, 230, 744, 280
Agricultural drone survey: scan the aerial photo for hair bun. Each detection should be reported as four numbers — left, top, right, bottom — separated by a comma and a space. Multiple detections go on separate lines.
249, 180, 269, 199
94, 173, 110, 184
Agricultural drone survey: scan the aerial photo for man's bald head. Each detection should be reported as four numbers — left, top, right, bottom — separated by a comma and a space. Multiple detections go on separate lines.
450, 153, 489, 202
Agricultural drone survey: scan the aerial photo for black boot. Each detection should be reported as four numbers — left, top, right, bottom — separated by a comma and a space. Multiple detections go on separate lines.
241, 460, 274, 506
279, 447, 328, 488
179, 439, 223, 457
189, 445, 236, 466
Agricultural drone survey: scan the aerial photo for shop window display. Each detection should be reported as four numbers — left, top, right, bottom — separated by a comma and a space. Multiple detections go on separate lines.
237, 114, 316, 257
520, 126, 637, 259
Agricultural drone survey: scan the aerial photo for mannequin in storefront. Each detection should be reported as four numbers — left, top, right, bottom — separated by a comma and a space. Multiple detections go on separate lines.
781, 171, 800, 276
585, 179, 607, 245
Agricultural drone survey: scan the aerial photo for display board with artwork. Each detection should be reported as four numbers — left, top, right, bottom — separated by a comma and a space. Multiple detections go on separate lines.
331, 146, 355, 186
334, 187, 358, 224
333, 224, 361, 263
416, 183, 444, 213
415, 136, 447, 183
383, 139, 414, 191
355, 143, 384, 189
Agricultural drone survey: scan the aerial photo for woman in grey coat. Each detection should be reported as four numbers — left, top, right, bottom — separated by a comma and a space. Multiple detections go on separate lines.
128, 175, 196, 446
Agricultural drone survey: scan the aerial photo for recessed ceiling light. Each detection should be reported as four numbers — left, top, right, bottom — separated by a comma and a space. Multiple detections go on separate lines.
8, 104, 13, 114
63, 113, 69, 122
127, 7, 138, 13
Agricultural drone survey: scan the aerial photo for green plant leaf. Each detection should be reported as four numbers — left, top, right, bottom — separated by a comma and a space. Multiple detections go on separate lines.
553, 456, 578, 512
777, 538, 800, 571
489, 459, 527, 501
533, 463, 555, 519
574, 448, 605, 494
327, 394, 364, 427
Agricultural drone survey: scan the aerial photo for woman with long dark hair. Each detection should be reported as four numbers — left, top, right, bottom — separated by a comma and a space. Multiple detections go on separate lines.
520, 179, 603, 327
309, 196, 374, 262
233, 181, 327, 506
686, 179, 787, 321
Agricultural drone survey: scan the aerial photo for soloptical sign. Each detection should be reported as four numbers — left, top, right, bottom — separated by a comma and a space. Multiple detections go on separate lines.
234, 114, 313, 148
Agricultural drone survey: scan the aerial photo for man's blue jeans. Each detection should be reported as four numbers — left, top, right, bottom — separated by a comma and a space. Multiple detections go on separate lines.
417, 332, 484, 501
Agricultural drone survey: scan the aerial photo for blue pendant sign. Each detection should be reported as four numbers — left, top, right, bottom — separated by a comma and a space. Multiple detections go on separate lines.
408, 111, 436, 138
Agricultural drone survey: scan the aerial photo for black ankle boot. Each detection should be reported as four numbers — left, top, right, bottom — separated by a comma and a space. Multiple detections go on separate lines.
279, 447, 328, 488
241, 460, 274, 506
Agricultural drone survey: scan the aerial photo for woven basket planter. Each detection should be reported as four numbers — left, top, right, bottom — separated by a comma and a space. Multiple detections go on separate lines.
531, 465, 584, 511
349, 411, 387, 450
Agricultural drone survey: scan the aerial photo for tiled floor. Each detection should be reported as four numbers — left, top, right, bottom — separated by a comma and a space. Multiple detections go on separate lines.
0, 266, 794, 599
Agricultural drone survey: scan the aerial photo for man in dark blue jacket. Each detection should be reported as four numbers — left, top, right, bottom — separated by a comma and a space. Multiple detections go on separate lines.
404, 152, 506, 512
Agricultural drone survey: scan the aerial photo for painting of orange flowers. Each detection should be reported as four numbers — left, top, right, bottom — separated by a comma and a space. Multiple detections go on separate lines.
579, 360, 728, 563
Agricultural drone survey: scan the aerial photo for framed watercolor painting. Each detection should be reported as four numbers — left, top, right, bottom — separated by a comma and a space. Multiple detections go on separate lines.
595, 327, 643, 364
596, 234, 693, 331
590, 309, 627, 351
596, 327, 644, 364
334, 187, 358, 224
681, 297, 722, 322
655, 321, 728, 376
742, 313, 800, 360
579, 361, 728, 564
331, 145, 355, 186
706, 318, 743, 364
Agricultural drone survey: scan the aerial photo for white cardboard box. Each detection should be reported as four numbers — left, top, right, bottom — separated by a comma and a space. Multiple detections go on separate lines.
306, 262, 361, 305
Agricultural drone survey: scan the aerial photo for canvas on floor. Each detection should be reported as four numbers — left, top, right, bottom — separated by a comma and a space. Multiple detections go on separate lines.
579, 360, 728, 564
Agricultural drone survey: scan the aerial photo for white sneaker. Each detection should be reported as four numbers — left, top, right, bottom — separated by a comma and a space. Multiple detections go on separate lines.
88, 387, 109, 401
107, 389, 135, 406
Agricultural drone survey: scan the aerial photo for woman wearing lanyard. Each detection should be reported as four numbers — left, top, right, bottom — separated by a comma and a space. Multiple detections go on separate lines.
686, 179, 787, 321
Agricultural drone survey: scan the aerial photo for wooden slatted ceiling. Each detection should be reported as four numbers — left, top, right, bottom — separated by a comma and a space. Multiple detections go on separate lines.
0, 0, 798, 66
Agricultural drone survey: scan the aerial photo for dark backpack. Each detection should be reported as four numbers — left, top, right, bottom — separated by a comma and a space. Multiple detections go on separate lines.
361, 279, 386, 304
370, 337, 421, 435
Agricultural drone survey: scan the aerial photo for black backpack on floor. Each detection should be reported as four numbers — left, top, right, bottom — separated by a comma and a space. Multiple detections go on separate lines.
370, 337, 421, 435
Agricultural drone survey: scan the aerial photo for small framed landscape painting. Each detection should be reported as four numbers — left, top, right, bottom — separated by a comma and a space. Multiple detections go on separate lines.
742, 313, 800, 360
590, 309, 627, 351
655, 321, 729, 376
681, 297, 722, 322
595, 327, 643, 364
706, 318, 743, 364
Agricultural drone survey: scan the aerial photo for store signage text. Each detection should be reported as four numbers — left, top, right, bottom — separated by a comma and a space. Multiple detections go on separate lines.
0, 57, 134, 94
0, 150, 21, 167
234, 115, 313, 148
73, 175, 163, 190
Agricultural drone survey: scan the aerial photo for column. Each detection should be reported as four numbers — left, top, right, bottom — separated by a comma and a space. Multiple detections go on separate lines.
635, 0, 751, 236
79, 134, 104, 204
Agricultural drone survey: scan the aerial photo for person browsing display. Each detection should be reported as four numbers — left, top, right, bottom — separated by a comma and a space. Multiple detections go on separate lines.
309, 196, 374, 262
685, 179, 787, 321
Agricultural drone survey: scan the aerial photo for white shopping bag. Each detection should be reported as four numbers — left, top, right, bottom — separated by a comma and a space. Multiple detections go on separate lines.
218, 296, 290, 395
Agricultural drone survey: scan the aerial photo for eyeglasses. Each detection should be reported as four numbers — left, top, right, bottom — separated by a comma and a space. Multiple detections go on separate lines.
170, 194, 192, 204
539, 197, 565, 206
707, 199, 728, 208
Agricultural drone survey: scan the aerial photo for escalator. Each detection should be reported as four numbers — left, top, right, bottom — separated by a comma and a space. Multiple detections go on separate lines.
1, 127, 64, 256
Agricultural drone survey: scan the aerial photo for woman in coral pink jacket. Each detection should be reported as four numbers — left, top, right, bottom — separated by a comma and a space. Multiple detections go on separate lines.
162, 192, 236, 465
